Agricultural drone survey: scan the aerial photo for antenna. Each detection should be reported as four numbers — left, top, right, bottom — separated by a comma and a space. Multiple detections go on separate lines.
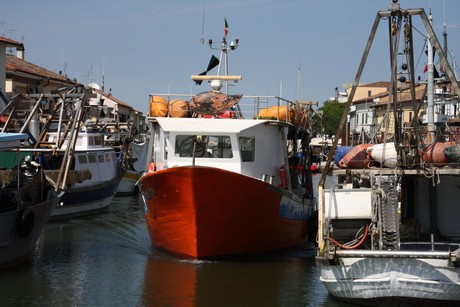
0, 20, 6, 36
297, 66, 301, 101
7, 28, 16, 53
206, 28, 239, 94
200, 0, 206, 44
102, 55, 105, 92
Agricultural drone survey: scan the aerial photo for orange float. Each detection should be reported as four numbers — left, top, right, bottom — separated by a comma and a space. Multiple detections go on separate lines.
339, 144, 374, 169
257, 106, 295, 123
420, 141, 455, 167
149, 96, 168, 117
168, 99, 189, 118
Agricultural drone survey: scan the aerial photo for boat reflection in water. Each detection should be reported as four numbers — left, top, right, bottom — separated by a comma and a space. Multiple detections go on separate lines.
141, 251, 328, 307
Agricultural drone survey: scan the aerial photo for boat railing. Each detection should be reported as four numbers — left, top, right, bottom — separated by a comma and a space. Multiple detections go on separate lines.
148, 93, 309, 127
334, 249, 456, 259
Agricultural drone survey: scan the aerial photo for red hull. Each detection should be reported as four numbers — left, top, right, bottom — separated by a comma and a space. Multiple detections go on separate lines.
139, 166, 308, 258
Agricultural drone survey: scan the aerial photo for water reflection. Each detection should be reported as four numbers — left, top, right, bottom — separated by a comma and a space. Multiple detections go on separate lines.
142, 250, 334, 307
3, 248, 348, 307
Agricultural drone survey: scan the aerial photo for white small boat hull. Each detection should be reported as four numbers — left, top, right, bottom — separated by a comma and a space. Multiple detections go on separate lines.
367, 142, 398, 168
317, 247, 460, 304
52, 195, 113, 218
51, 168, 123, 219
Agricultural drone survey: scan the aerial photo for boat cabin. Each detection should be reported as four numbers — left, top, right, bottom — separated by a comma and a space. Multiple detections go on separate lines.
44, 132, 118, 185
151, 117, 289, 186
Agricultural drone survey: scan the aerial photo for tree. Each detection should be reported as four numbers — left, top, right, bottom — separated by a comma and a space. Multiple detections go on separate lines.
313, 100, 346, 137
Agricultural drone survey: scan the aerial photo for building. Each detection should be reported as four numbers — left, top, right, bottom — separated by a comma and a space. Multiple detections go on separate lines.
0, 35, 145, 135
348, 80, 460, 143
0, 36, 25, 102
86, 85, 147, 137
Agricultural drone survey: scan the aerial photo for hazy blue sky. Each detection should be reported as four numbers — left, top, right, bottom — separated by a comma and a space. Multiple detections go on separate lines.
3, 0, 460, 114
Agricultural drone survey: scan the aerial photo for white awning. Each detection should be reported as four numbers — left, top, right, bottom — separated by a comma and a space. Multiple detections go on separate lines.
154, 117, 269, 134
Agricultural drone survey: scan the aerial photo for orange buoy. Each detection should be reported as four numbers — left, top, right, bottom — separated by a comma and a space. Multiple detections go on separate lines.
257, 106, 295, 122
149, 96, 168, 117
339, 144, 373, 169
420, 141, 455, 167
168, 99, 189, 118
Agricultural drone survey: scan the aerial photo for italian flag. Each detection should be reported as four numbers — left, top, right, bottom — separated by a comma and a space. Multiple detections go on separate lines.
224, 18, 229, 36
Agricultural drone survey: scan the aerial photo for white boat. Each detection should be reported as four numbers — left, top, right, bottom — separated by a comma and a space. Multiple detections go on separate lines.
0, 87, 124, 219
44, 131, 124, 218
0, 132, 64, 267
316, 1, 460, 305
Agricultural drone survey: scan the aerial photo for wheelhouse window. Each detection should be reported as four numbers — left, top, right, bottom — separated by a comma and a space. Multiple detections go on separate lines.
88, 154, 97, 163
175, 135, 232, 158
89, 136, 103, 146
239, 137, 255, 162
78, 155, 88, 164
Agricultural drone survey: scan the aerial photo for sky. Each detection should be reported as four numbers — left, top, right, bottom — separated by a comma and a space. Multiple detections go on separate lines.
2, 0, 460, 115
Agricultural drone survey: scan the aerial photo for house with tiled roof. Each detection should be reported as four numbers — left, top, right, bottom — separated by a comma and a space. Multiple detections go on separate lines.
0, 34, 79, 105
85, 85, 146, 135
345, 81, 390, 103
5, 53, 79, 95
369, 83, 426, 140
341, 81, 391, 143
1, 36, 145, 135
348, 82, 440, 142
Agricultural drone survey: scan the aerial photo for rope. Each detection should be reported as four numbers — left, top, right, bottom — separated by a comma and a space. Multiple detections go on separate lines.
328, 225, 369, 250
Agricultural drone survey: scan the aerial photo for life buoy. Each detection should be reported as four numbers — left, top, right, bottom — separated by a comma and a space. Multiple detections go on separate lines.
21, 156, 40, 177
17, 209, 35, 238
279, 165, 288, 189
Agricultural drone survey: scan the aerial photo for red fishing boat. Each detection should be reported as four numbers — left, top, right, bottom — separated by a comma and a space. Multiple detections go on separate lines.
138, 29, 314, 259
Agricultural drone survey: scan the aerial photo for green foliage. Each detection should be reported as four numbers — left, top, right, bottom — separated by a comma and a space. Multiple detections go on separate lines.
312, 100, 346, 137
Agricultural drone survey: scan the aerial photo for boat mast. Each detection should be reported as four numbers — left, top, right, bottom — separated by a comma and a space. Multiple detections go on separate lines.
426, 12, 436, 142
207, 32, 239, 95
201, 23, 243, 117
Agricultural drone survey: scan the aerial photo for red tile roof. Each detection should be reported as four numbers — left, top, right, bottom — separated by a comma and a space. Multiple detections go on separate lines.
6, 54, 73, 82
94, 88, 132, 108
362, 81, 391, 88
0, 35, 23, 48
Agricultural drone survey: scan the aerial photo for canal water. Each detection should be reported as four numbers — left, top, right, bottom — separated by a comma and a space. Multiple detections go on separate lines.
0, 174, 354, 306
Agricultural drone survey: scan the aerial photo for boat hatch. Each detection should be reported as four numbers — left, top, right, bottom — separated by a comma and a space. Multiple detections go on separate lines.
324, 188, 372, 219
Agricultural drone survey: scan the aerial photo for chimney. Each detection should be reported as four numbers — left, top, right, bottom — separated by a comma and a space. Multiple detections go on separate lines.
16, 46, 25, 60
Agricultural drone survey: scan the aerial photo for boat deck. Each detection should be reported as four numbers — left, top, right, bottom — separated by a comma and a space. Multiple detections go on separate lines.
332, 167, 460, 176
